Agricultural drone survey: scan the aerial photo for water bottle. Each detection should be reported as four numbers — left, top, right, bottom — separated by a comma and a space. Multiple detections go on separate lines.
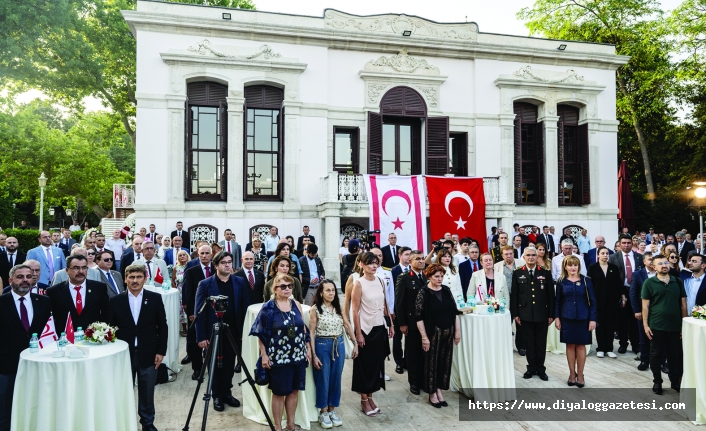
29, 334, 39, 353
58, 332, 67, 350
456, 294, 465, 309
75, 327, 84, 342
162, 277, 171, 291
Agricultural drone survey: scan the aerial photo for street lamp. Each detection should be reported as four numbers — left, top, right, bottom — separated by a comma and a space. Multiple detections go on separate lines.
690, 181, 706, 253
38, 173, 47, 231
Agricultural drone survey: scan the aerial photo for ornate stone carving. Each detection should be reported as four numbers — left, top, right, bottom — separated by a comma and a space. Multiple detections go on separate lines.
188, 224, 218, 251
413, 85, 438, 107
229, 90, 244, 98
324, 10, 477, 41
365, 48, 439, 75
367, 83, 388, 103
513, 66, 585, 84
187, 40, 282, 60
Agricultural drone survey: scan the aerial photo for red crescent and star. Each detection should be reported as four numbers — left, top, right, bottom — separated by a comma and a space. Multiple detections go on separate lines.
381, 190, 411, 230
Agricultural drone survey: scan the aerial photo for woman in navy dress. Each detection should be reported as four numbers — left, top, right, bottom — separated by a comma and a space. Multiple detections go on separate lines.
555, 255, 597, 388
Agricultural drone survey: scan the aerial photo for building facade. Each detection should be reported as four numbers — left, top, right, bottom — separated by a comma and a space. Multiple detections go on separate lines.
123, 1, 627, 280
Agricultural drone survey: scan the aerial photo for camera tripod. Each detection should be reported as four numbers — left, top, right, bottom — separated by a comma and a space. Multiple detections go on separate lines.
183, 302, 275, 431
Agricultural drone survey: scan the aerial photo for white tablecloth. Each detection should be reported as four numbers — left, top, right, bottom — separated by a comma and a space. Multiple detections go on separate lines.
450, 310, 516, 402
12, 340, 137, 431
682, 317, 706, 425
546, 324, 592, 354
241, 303, 318, 430
144, 285, 182, 373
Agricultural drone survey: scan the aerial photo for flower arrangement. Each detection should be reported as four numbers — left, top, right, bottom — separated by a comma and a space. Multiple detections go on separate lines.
485, 296, 501, 312
692, 305, 706, 321
84, 322, 118, 344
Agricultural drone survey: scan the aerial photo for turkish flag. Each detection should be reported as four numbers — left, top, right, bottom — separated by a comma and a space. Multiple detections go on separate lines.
154, 267, 164, 284
426, 177, 487, 252
64, 312, 75, 344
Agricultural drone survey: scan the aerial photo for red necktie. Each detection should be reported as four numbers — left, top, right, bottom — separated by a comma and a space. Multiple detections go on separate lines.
74, 286, 83, 315
227, 242, 231, 253
625, 255, 633, 284
248, 271, 255, 289
19, 297, 30, 332
205, 266, 210, 278
473, 262, 477, 272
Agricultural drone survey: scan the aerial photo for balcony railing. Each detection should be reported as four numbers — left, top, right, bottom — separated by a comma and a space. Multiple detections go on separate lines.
113, 184, 135, 209
321, 173, 506, 204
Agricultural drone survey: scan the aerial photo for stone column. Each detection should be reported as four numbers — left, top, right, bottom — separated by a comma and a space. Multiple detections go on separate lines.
540, 113, 560, 208
226, 92, 245, 211
499, 113, 516, 205
166, 95, 188, 206
282, 100, 302, 211
324, 213, 341, 284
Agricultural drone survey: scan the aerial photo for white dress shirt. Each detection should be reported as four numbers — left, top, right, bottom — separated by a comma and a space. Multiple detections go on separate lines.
686, 273, 705, 313
69, 280, 87, 310
11, 290, 34, 325
128, 289, 144, 346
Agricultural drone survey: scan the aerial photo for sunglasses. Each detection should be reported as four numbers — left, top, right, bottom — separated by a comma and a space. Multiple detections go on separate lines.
87, 253, 96, 256
102, 258, 114, 262
276, 284, 293, 290
669, 256, 678, 260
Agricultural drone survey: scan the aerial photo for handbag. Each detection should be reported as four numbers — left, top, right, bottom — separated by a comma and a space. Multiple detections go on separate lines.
254, 356, 270, 386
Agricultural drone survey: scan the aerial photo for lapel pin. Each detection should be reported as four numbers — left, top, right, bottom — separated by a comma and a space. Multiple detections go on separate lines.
88, 290, 92, 293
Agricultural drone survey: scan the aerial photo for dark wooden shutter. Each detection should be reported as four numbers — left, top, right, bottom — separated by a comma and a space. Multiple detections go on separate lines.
280, 107, 285, 199
536, 123, 546, 204
187, 82, 227, 105
244, 85, 283, 108
367, 112, 383, 174
219, 101, 228, 201
380, 87, 427, 117
426, 116, 449, 175
451, 132, 468, 177
557, 119, 565, 204
351, 128, 360, 174
513, 117, 522, 203
184, 100, 192, 201
578, 123, 590, 205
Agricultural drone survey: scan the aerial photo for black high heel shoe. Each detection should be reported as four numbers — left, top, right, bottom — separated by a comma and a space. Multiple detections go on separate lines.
576, 375, 585, 388
567, 377, 576, 386
428, 396, 441, 408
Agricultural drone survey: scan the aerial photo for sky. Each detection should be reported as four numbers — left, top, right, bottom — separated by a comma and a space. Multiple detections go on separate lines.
15, 0, 685, 112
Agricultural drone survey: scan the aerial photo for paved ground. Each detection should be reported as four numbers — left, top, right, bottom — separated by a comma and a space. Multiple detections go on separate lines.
143, 333, 697, 431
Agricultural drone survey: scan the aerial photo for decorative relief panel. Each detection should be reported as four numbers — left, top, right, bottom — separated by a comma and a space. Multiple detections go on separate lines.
364, 49, 439, 75
188, 40, 281, 60
324, 10, 478, 41
513, 66, 585, 84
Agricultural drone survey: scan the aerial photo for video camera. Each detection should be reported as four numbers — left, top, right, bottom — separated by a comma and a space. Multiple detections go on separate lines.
209, 295, 229, 313
360, 230, 381, 249
432, 240, 444, 253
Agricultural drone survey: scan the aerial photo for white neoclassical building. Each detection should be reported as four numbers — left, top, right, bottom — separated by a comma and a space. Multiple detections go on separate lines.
122, 1, 627, 279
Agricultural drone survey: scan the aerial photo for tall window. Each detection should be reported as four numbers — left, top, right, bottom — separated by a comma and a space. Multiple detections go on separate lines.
333, 127, 359, 173
185, 82, 227, 201
382, 121, 418, 175
557, 104, 590, 205
244, 85, 284, 200
513, 102, 545, 205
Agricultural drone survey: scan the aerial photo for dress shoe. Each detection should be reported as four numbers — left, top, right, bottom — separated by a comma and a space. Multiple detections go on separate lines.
181, 355, 191, 365
410, 385, 420, 395
234, 363, 241, 373
191, 370, 201, 381
440, 401, 448, 407
637, 362, 649, 371
428, 396, 441, 408
537, 372, 549, 381
617, 346, 627, 354
652, 383, 663, 395
523, 371, 534, 379
224, 395, 241, 407
141, 425, 158, 431
395, 365, 404, 374
661, 364, 669, 374
518, 349, 526, 356
213, 397, 225, 411
670, 383, 680, 393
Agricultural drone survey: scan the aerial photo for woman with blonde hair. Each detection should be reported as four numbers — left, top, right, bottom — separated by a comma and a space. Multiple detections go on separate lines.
555, 255, 597, 387
263, 255, 304, 302
172, 249, 190, 336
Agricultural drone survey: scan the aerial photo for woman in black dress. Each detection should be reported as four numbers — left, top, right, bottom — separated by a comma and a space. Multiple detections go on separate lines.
415, 263, 461, 408
555, 255, 597, 388
586, 246, 622, 358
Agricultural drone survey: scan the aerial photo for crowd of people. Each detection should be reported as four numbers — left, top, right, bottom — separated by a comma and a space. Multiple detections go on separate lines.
0, 220, 705, 431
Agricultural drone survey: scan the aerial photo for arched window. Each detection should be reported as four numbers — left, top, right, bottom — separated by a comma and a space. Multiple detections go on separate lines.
513, 102, 545, 205
185, 81, 228, 201
244, 85, 284, 201
557, 105, 590, 205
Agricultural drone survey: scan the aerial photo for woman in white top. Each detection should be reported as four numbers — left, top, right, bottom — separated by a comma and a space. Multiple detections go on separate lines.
158, 236, 171, 260
469, 253, 510, 305
339, 238, 350, 266
435, 248, 463, 300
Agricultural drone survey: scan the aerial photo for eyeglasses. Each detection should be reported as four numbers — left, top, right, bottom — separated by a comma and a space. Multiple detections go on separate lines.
102, 258, 114, 262
276, 284, 293, 290
219, 260, 233, 266
655, 262, 671, 266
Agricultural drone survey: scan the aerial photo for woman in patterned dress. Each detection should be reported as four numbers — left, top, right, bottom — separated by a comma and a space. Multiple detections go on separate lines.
250, 273, 311, 431
171, 249, 190, 336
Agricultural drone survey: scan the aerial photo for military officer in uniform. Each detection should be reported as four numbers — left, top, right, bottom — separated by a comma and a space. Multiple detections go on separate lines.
510, 247, 555, 381
490, 232, 509, 264
394, 249, 426, 396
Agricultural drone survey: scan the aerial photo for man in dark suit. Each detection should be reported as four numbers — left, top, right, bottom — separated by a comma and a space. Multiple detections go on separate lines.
676, 232, 695, 266
234, 251, 265, 306
682, 253, 706, 311
0, 264, 52, 431
394, 250, 426, 395
96, 250, 124, 298
218, 229, 242, 270
46, 254, 111, 334
0, 237, 26, 288
180, 244, 214, 379
510, 248, 555, 381
59, 230, 77, 257
608, 234, 643, 355
170, 221, 190, 252
536, 226, 555, 257
2, 260, 49, 295
195, 251, 250, 412
120, 236, 144, 286
380, 233, 399, 269
295, 226, 315, 253
459, 248, 482, 300
110, 263, 167, 431
144, 224, 159, 243
389, 246, 411, 374
512, 224, 529, 248
584, 236, 613, 268
630, 251, 658, 370
299, 243, 325, 305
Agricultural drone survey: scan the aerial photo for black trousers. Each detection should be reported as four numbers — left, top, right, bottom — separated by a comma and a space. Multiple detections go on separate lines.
520, 320, 548, 374
0, 373, 15, 431
392, 317, 404, 367
595, 304, 616, 352
618, 298, 639, 351
650, 330, 683, 385
207, 326, 237, 397
513, 320, 525, 351
404, 326, 422, 386
131, 349, 158, 428
187, 320, 203, 372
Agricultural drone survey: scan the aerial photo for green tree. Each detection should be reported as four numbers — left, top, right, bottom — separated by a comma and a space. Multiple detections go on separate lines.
517, 0, 676, 200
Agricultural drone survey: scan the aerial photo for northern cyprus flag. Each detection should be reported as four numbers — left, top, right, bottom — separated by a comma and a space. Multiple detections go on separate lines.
39, 314, 58, 349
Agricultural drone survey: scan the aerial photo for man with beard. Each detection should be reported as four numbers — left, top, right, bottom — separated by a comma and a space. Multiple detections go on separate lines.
0, 265, 52, 430
0, 237, 26, 287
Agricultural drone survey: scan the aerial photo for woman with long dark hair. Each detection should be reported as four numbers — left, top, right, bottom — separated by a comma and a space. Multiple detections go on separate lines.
587, 247, 622, 358
309, 280, 357, 428
263, 255, 304, 303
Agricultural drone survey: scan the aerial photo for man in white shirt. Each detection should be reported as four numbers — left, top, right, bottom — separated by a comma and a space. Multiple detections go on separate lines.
264, 226, 280, 257
454, 238, 471, 264
106, 229, 127, 269
684, 254, 706, 313
69, 220, 81, 232
552, 239, 587, 281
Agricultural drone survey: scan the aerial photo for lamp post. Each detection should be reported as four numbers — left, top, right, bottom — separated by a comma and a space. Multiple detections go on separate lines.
12, 203, 15, 229
38, 173, 47, 231
694, 182, 706, 253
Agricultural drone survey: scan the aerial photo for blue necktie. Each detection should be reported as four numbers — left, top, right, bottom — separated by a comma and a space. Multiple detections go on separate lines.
106, 272, 119, 294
